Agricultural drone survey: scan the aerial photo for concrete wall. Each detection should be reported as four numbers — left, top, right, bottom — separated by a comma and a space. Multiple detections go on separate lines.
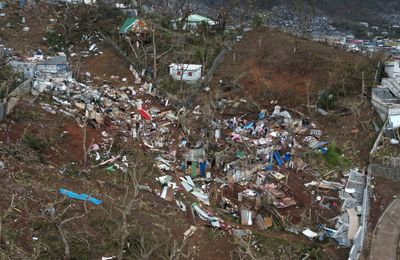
348, 176, 370, 260
6, 79, 32, 116
385, 61, 400, 79
369, 120, 400, 180
35, 64, 67, 74
369, 163, 400, 180
9, 61, 36, 79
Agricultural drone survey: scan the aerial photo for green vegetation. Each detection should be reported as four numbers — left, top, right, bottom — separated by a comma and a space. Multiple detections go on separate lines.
324, 143, 350, 168
12, 109, 44, 122
252, 13, 264, 28
0, 64, 16, 100
247, 233, 323, 259
22, 133, 49, 151
45, 30, 65, 53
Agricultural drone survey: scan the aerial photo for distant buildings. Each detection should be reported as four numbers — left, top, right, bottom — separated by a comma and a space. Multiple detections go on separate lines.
55, 0, 96, 4
172, 14, 216, 31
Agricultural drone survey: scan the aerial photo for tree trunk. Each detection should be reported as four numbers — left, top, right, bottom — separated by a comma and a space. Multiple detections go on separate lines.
152, 26, 157, 81
58, 225, 70, 260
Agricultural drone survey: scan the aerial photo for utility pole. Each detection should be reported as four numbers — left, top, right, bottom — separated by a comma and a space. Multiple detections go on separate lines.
152, 25, 157, 81
306, 80, 311, 113
362, 71, 366, 99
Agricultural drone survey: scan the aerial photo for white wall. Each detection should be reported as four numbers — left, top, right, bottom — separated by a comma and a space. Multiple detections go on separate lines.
170, 67, 202, 82
385, 60, 400, 79
394, 61, 400, 78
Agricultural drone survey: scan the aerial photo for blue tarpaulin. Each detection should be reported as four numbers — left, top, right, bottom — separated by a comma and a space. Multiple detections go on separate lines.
59, 188, 103, 205
265, 152, 274, 170
320, 147, 328, 154
273, 151, 283, 167
284, 152, 291, 161
199, 162, 206, 177
244, 121, 254, 129
258, 111, 265, 120
19, 0, 26, 8
265, 165, 273, 171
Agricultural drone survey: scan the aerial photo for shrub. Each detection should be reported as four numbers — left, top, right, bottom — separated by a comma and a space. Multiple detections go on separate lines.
22, 133, 49, 151
324, 143, 350, 168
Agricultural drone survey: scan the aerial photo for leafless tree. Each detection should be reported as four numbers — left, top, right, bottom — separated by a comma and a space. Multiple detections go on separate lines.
160, 234, 196, 260
39, 198, 91, 260
103, 149, 157, 259
234, 236, 262, 260
208, 0, 256, 32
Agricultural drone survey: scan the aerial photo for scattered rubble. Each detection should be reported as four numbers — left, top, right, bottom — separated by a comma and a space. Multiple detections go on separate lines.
16, 49, 368, 249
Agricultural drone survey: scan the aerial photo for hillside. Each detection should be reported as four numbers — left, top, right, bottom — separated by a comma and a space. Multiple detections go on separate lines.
256, 0, 400, 25
212, 27, 376, 108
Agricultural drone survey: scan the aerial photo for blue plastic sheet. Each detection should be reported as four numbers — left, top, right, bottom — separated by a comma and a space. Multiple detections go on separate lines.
244, 121, 254, 129
265, 165, 273, 171
258, 111, 265, 120
59, 188, 103, 205
320, 147, 328, 154
199, 162, 206, 177
273, 151, 283, 167
19, 0, 25, 8
284, 152, 291, 161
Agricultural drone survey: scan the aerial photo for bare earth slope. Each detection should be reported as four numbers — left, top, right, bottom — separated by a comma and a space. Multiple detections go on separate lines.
212, 27, 373, 108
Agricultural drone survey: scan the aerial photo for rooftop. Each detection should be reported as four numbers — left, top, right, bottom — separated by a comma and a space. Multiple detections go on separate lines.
169, 63, 203, 71
37, 56, 68, 66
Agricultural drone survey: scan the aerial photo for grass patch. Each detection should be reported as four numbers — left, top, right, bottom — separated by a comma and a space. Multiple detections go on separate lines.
22, 133, 49, 151
32, 220, 50, 232
324, 143, 350, 169
12, 109, 43, 122
61, 162, 89, 179
252, 233, 323, 259
208, 229, 226, 240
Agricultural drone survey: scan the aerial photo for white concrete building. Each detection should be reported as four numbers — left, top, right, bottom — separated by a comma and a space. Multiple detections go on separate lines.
169, 63, 203, 83
385, 58, 400, 79
172, 14, 216, 31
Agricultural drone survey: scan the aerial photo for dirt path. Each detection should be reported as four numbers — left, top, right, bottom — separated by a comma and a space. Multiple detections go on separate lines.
369, 198, 400, 260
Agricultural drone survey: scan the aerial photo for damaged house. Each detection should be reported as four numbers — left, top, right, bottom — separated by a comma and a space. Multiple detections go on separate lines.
171, 14, 216, 31
9, 60, 36, 79
169, 63, 203, 83
33, 56, 72, 93
119, 17, 148, 35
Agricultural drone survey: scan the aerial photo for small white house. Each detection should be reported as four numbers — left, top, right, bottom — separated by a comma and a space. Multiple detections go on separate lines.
169, 63, 203, 83
172, 14, 216, 31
